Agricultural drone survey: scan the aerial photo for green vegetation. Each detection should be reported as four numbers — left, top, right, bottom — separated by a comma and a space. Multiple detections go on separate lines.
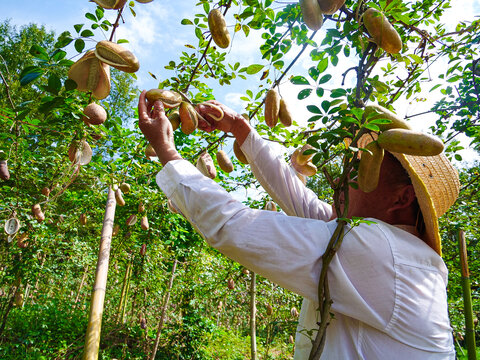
0, 0, 479, 359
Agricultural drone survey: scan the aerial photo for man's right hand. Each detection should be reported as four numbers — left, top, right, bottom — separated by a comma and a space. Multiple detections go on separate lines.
196, 100, 252, 145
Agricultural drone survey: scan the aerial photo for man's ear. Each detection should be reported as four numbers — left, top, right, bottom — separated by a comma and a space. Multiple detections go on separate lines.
388, 184, 416, 212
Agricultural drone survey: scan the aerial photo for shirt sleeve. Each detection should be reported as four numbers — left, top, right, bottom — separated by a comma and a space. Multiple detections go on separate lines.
156, 160, 402, 331
156, 159, 333, 300
240, 131, 333, 221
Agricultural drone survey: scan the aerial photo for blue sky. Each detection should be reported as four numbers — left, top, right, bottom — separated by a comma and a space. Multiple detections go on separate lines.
1, 0, 479, 164
1, 0, 479, 114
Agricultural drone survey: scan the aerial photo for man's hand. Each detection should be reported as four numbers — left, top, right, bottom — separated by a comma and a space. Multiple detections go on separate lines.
138, 90, 182, 166
196, 100, 252, 145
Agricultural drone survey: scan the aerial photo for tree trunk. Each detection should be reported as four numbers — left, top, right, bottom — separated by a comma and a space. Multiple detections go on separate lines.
120, 263, 132, 324
250, 272, 257, 360
0, 281, 20, 337
74, 265, 89, 307
82, 187, 116, 360
457, 229, 477, 360
150, 259, 178, 360
116, 260, 131, 324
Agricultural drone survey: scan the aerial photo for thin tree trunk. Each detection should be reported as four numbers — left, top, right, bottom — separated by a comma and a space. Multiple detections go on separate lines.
120, 264, 132, 324
129, 288, 137, 323
250, 272, 257, 360
74, 265, 89, 307
116, 260, 131, 324
22, 284, 30, 307
150, 259, 178, 360
33, 256, 47, 294
82, 187, 116, 360
0, 281, 20, 337
458, 229, 477, 360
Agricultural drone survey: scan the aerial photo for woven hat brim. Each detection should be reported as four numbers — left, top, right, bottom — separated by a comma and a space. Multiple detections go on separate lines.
352, 134, 460, 256
392, 153, 441, 255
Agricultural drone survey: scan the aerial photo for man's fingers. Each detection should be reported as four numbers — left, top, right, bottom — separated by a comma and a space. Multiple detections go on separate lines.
138, 90, 149, 121
196, 104, 218, 125
198, 116, 215, 132
151, 100, 165, 119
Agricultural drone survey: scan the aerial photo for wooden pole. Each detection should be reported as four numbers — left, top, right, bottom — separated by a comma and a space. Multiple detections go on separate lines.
457, 229, 477, 360
150, 259, 178, 360
250, 271, 257, 360
82, 187, 116, 360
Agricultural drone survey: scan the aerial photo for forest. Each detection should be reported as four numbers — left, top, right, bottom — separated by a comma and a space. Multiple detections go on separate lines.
0, 0, 479, 359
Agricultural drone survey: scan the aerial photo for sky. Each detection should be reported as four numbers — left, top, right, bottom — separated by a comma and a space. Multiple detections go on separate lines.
1, 0, 479, 168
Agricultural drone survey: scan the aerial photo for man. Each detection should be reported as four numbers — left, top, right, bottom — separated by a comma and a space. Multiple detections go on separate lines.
138, 90, 460, 359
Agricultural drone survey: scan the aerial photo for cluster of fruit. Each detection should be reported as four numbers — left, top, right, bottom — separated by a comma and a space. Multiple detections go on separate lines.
144, 88, 237, 179
67, 34, 141, 165
299, 0, 402, 54
114, 184, 150, 230
69, 40, 139, 100
356, 105, 444, 193
264, 89, 293, 128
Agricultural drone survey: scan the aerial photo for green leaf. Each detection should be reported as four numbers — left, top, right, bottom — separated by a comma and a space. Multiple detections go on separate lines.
47, 74, 62, 95
307, 105, 322, 114
58, 59, 74, 67
65, 79, 77, 91
298, 88, 312, 99
55, 32, 74, 48
74, 24, 84, 33
85, 12, 97, 22
364, 123, 380, 131
195, 27, 203, 41
117, 39, 129, 44
330, 88, 346, 98
29, 45, 49, 61
51, 49, 67, 62
20, 67, 43, 86
409, 54, 423, 64
80, 29, 94, 37
203, 2, 210, 13
316, 87, 324, 97
74, 39, 85, 53
318, 74, 332, 84
291, 76, 309, 85
273, 60, 284, 70
95, 7, 104, 20
308, 115, 323, 122
454, 154, 462, 161
308, 67, 320, 81
181, 18, 193, 25
246, 64, 264, 75
242, 25, 250, 37
317, 58, 328, 74
321, 100, 330, 113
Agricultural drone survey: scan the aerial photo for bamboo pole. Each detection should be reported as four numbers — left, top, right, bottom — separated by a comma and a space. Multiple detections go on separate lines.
250, 271, 257, 360
457, 229, 477, 360
150, 259, 178, 360
82, 187, 116, 360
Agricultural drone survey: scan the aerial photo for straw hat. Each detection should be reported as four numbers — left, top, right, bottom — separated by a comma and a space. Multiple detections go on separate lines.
355, 133, 460, 256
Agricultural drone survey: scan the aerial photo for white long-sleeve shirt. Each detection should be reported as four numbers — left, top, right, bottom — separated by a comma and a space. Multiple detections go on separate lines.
156, 130, 455, 359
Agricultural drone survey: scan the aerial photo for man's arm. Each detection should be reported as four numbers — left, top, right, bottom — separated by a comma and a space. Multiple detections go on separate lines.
196, 101, 333, 221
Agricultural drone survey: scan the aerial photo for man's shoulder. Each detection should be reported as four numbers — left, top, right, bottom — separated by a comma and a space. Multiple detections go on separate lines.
340, 219, 447, 274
